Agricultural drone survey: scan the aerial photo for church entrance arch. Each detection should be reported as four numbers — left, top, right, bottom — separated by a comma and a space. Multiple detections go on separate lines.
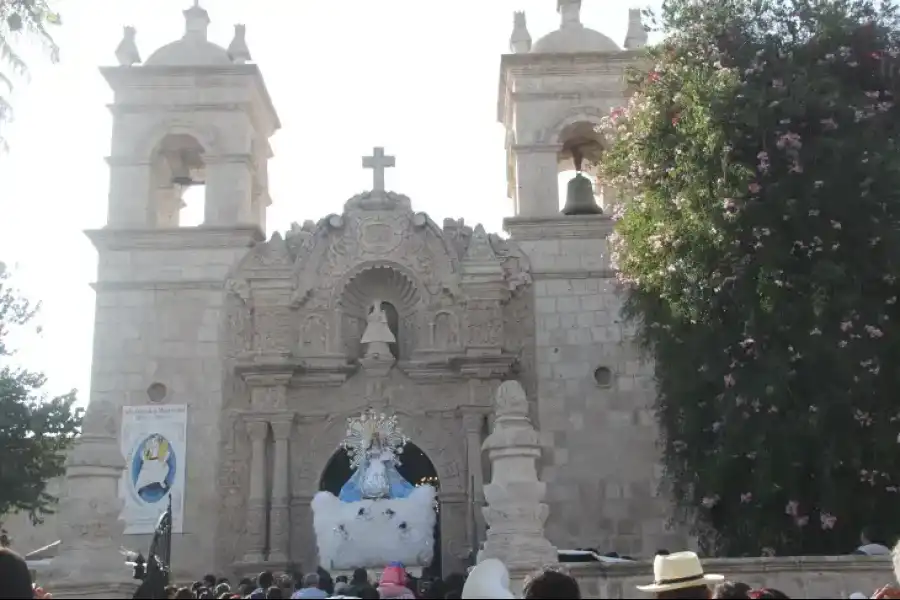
319, 442, 443, 577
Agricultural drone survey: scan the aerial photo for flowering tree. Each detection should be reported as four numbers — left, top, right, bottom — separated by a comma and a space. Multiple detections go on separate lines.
600, 0, 900, 555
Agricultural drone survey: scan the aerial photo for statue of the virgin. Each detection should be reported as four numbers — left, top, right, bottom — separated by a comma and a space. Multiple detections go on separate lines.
338, 410, 415, 503
360, 300, 396, 359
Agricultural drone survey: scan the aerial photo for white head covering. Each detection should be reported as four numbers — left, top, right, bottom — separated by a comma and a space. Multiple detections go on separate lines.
462, 559, 516, 599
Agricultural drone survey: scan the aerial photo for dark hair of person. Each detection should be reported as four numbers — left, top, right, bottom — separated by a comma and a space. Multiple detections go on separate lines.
359, 586, 381, 599
657, 585, 711, 599
352, 567, 369, 584
749, 589, 790, 599
258, 570, 275, 589
266, 586, 283, 599
713, 581, 751, 599
0, 548, 33, 600
522, 568, 581, 599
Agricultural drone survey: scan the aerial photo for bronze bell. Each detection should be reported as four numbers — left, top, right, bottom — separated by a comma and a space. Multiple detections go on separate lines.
561, 146, 602, 216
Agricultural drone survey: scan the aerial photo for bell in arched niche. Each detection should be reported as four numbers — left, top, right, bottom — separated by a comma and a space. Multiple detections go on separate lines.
561, 144, 603, 216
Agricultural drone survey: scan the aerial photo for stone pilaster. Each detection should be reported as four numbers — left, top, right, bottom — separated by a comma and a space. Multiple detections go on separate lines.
268, 414, 294, 564
460, 225, 507, 362
462, 411, 487, 547
480, 381, 557, 569
242, 419, 269, 563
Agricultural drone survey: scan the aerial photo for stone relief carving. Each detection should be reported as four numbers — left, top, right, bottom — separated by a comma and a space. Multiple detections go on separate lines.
489, 234, 533, 297
287, 200, 461, 317
463, 225, 497, 262
431, 311, 460, 350
299, 314, 329, 355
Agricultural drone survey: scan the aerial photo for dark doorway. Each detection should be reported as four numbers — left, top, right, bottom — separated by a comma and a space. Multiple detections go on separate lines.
319, 442, 442, 576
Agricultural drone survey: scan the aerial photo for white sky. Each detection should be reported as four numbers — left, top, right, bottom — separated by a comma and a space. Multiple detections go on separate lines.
0, 0, 651, 405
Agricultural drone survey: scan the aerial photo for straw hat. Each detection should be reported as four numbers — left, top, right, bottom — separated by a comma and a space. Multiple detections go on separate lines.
636, 551, 724, 593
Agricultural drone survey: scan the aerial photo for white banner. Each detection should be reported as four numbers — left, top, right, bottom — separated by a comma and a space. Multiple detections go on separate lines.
119, 405, 187, 535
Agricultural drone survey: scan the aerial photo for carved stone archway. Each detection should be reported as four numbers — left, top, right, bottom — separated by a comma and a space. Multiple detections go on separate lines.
294, 409, 468, 575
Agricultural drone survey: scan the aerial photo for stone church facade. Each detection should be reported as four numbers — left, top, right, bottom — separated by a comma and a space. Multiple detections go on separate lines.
11, 0, 689, 581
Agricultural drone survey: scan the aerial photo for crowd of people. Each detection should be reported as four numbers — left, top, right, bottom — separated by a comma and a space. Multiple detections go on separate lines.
3, 544, 900, 599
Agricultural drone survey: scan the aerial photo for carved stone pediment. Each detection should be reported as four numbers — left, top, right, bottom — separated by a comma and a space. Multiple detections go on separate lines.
289, 200, 461, 312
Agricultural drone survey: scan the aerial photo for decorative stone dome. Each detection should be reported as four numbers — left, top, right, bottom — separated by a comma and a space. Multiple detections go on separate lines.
532, 0, 620, 54
532, 27, 619, 53
145, 39, 231, 66
144, 1, 232, 67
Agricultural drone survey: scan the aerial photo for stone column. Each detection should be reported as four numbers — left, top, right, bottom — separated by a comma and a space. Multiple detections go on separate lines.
480, 381, 557, 570
268, 414, 294, 564
462, 411, 487, 547
243, 419, 269, 564
512, 144, 562, 217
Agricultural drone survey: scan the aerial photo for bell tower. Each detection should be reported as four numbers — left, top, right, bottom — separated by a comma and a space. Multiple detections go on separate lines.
499, 1, 645, 219
101, 1, 278, 230
498, 2, 679, 558
82, 1, 280, 578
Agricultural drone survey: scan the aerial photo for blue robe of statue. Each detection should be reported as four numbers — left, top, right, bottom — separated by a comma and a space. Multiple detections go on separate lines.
339, 459, 414, 502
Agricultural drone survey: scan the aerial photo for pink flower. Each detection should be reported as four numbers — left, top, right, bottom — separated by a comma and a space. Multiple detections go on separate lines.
820, 118, 837, 130
820, 512, 837, 530
724, 374, 736, 387
701, 495, 720, 508
749, 182, 762, 194
795, 515, 809, 527
785, 500, 800, 516
776, 132, 802, 150
740, 492, 752, 504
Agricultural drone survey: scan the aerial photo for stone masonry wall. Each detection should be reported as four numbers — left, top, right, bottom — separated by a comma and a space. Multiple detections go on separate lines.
512, 217, 684, 557
88, 230, 254, 579
559, 555, 892, 599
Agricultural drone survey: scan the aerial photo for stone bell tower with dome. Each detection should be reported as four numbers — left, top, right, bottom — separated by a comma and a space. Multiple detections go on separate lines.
501, 1, 684, 555
51, 0, 281, 585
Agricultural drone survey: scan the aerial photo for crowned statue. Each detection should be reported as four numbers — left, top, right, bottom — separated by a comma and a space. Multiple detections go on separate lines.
361, 300, 396, 360
311, 409, 437, 571
339, 409, 414, 502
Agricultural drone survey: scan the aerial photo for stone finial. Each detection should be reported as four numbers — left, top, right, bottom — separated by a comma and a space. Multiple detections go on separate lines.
509, 11, 532, 54
624, 8, 648, 50
557, 0, 582, 28
114, 26, 141, 66
227, 24, 252, 64
480, 380, 557, 569
462, 224, 497, 263
183, 0, 210, 40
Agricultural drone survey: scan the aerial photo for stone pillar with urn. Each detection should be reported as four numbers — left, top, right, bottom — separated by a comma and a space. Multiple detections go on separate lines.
268, 414, 293, 565
479, 380, 556, 570
242, 419, 269, 564
46, 401, 138, 599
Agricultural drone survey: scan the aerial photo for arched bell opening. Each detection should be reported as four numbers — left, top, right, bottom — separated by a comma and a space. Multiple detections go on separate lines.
150, 133, 208, 227
555, 120, 607, 215
319, 442, 443, 577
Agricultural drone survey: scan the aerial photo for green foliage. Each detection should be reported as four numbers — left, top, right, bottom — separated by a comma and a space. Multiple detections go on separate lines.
0, 264, 82, 527
0, 0, 61, 149
600, 0, 900, 555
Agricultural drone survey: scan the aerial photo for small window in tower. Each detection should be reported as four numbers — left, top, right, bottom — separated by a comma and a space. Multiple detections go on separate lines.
593, 366, 613, 388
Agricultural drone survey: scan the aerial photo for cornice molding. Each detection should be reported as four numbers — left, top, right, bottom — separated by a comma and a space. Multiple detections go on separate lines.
85, 226, 264, 251
503, 214, 614, 240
